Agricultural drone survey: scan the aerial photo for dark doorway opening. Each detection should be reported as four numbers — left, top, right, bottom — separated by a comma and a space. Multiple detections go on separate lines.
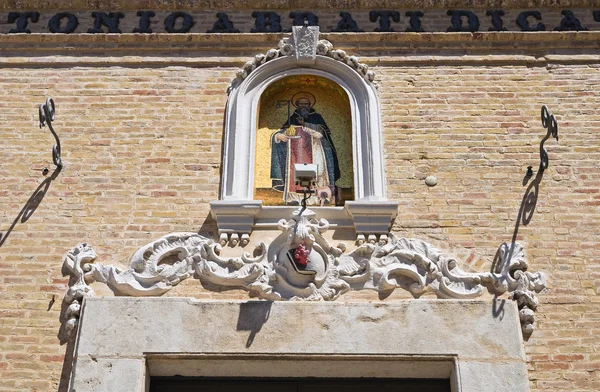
150, 377, 451, 392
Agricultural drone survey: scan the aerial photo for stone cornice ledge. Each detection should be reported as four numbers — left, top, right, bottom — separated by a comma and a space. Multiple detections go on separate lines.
0, 31, 598, 45
210, 200, 399, 245
0, 32, 599, 67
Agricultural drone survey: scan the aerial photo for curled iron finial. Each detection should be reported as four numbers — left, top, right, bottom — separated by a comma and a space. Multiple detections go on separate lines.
39, 97, 62, 168
539, 105, 559, 171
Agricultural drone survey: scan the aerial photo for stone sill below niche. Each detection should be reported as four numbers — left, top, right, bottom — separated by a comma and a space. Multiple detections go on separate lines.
210, 199, 399, 246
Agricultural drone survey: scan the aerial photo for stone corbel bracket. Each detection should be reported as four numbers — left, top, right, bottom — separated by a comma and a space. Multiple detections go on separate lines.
345, 200, 399, 245
210, 200, 262, 246
227, 25, 375, 94
61, 210, 546, 339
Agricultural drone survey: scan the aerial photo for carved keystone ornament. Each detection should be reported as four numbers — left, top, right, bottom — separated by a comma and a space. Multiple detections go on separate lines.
62, 207, 546, 338
227, 26, 375, 94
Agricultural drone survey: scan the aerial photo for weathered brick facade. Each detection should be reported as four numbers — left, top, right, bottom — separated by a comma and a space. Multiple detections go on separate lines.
0, 1, 599, 391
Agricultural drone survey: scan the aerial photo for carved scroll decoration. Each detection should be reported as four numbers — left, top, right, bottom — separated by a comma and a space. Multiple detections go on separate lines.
62, 209, 546, 338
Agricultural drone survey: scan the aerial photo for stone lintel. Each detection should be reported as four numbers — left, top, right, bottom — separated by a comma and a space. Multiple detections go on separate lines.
76, 298, 525, 359
70, 298, 529, 392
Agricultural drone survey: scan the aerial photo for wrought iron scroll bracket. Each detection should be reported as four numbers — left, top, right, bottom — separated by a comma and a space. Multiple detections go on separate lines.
497, 105, 559, 337
39, 97, 63, 169
539, 105, 559, 172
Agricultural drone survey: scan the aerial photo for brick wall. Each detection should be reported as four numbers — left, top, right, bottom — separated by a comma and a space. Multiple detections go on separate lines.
376, 63, 600, 390
1, 11, 599, 392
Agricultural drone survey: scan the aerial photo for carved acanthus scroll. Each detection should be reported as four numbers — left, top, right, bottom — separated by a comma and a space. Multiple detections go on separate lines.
62, 208, 546, 338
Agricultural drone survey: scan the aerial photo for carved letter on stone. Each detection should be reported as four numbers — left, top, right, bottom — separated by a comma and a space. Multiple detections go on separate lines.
405, 11, 424, 32
207, 12, 240, 33
447, 10, 480, 32
165, 12, 194, 33
555, 10, 587, 31
516, 11, 545, 32
369, 10, 400, 32
486, 10, 506, 31
289, 12, 318, 27
8, 12, 40, 33
88, 12, 124, 33
133, 11, 155, 33
251, 12, 282, 33
332, 12, 363, 33
49, 12, 79, 34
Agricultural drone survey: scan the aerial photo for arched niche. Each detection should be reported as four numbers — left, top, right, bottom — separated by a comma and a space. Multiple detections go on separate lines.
211, 27, 398, 245
255, 74, 354, 207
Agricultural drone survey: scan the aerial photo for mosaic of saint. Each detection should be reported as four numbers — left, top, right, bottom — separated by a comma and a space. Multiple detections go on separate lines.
255, 75, 354, 206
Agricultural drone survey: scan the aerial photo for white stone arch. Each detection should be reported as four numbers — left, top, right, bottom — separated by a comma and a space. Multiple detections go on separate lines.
212, 27, 398, 244
221, 55, 385, 202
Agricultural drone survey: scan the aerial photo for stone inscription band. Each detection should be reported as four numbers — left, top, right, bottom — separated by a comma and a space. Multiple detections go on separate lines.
3, 9, 597, 34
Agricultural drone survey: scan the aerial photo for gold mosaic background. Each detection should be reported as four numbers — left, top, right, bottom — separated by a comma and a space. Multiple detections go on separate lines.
254, 74, 353, 194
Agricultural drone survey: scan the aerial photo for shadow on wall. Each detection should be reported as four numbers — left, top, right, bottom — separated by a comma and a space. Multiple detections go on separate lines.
0, 165, 62, 248
237, 301, 273, 348
2, 97, 63, 247
490, 105, 559, 340
57, 333, 77, 392
1, 164, 68, 388
198, 212, 218, 239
